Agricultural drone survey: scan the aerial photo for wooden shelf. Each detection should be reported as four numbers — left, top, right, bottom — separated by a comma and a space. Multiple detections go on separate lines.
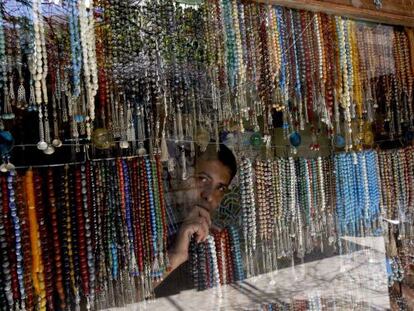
252, 0, 414, 27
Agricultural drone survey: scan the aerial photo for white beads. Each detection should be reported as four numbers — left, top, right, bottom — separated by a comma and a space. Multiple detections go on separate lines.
78, 0, 98, 139
317, 156, 326, 213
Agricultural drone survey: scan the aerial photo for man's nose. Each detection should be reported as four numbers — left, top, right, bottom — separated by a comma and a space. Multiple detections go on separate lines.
200, 185, 214, 203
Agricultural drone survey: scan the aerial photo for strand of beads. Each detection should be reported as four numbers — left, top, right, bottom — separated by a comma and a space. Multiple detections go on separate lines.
335, 17, 352, 150
68, 0, 82, 98
15, 175, 34, 310
34, 171, 55, 310
239, 157, 256, 276
24, 169, 46, 311
228, 226, 244, 281
6, 171, 26, 309
78, 0, 98, 139
31, 0, 47, 151
0, 2, 9, 120
0, 175, 13, 309
46, 168, 65, 309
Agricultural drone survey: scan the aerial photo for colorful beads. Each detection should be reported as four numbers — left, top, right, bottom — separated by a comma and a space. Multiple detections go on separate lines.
190, 227, 245, 290
0, 156, 168, 309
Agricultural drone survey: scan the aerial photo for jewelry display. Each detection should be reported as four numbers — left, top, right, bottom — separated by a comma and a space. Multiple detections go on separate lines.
0, 0, 412, 309
0, 2, 410, 158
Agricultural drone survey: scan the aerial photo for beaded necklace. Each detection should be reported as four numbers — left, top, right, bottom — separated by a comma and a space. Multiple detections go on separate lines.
335, 17, 352, 150
255, 160, 267, 241
289, 10, 302, 130
0, 175, 13, 309
121, 159, 137, 275
24, 170, 46, 311
79, 0, 98, 139
7, 171, 26, 309
46, 168, 65, 309
130, 159, 144, 276
15, 175, 34, 310
228, 226, 244, 281
239, 157, 256, 276
33, 171, 54, 310
275, 6, 288, 104
58, 166, 72, 308
0, 4, 11, 120
69, 0, 82, 98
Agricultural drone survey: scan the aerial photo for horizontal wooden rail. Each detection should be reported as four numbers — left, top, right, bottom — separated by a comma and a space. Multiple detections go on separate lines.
252, 0, 414, 27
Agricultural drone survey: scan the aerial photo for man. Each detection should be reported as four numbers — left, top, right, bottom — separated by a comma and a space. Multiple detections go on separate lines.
154, 143, 237, 297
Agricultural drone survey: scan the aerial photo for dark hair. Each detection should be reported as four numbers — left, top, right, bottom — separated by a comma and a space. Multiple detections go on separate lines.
196, 143, 238, 182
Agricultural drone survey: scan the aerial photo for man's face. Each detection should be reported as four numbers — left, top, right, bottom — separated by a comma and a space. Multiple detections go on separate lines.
178, 159, 232, 218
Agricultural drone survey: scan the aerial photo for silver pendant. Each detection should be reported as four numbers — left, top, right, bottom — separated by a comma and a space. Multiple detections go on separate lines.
37, 140, 48, 150
119, 140, 129, 149
52, 138, 63, 148
43, 144, 55, 155
374, 0, 382, 9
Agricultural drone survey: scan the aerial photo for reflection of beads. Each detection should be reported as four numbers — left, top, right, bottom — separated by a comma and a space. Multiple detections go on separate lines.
121, 160, 136, 274
81, 165, 94, 301
0, 177, 13, 308
60, 167, 72, 306
189, 239, 199, 289
240, 158, 256, 251
16, 176, 34, 310
68, 167, 80, 301
131, 159, 143, 274
33, 171, 50, 311
8, 171, 26, 307
47, 168, 65, 309
75, 167, 89, 298
228, 226, 244, 281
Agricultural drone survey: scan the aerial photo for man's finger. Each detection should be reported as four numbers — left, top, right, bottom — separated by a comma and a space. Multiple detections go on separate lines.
195, 206, 212, 227
185, 205, 212, 228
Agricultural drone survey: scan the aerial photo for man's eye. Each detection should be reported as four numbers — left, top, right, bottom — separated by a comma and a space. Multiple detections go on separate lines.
198, 176, 208, 183
218, 186, 228, 193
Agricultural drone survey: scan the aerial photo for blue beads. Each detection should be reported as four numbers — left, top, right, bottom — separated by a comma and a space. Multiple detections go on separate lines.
228, 226, 245, 281
145, 158, 158, 255
334, 134, 346, 149
276, 6, 287, 94
334, 150, 381, 237
289, 131, 301, 147
7, 171, 25, 302
122, 160, 136, 274
68, 0, 82, 97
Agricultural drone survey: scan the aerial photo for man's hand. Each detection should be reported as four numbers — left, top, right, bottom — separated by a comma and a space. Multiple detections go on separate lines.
168, 206, 212, 270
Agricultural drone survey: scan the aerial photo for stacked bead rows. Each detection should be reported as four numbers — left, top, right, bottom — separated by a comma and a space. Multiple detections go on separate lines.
240, 156, 338, 262
377, 145, 414, 288
190, 227, 245, 291
1, 2, 413, 158
204, 2, 414, 146
0, 156, 168, 311
377, 146, 414, 222
238, 150, 385, 273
